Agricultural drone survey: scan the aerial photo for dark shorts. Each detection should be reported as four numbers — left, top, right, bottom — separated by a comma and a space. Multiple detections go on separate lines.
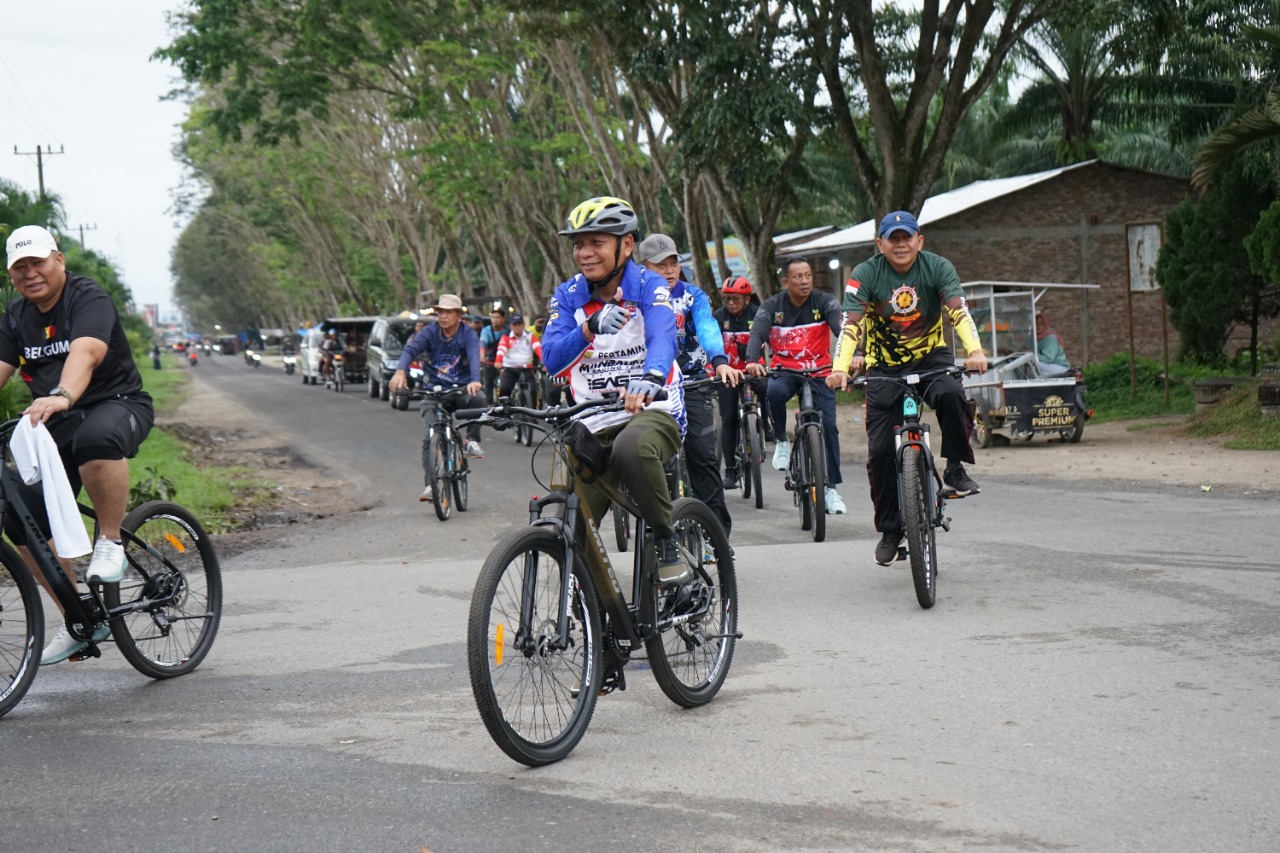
4, 394, 154, 545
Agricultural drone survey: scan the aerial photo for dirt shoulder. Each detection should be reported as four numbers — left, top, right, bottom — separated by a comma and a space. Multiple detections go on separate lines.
157, 375, 364, 531
832, 405, 1279, 497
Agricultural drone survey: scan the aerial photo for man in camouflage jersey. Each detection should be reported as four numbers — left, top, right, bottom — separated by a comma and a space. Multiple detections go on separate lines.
827, 211, 988, 565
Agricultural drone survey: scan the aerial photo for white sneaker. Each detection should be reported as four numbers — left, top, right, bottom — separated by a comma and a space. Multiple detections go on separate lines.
419, 485, 434, 502
771, 439, 791, 471
465, 440, 484, 458
41, 624, 110, 665
825, 487, 846, 515
86, 538, 126, 584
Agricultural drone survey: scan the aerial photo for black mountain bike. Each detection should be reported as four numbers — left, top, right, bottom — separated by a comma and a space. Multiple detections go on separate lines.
856, 365, 967, 609
0, 420, 222, 718
769, 367, 827, 542
732, 380, 767, 509
410, 385, 473, 522
463, 395, 739, 766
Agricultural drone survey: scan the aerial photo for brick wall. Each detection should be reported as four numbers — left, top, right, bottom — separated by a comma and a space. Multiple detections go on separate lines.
916, 162, 1192, 366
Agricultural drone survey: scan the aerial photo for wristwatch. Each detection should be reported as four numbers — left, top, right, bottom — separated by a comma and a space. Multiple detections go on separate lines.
48, 386, 74, 406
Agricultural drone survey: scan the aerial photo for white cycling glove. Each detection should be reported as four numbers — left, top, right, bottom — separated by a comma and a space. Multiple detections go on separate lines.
587, 303, 629, 336
626, 370, 666, 400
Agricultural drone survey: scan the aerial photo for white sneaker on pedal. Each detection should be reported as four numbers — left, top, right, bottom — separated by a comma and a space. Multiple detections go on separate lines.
771, 439, 791, 471
419, 485, 434, 502
86, 538, 126, 584
41, 624, 111, 665
465, 440, 485, 459
825, 487, 846, 515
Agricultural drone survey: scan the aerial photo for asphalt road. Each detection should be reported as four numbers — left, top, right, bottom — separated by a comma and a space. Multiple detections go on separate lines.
4, 353, 1278, 852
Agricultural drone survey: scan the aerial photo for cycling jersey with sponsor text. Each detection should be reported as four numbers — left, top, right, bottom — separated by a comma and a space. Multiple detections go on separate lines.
494, 331, 541, 369
542, 260, 685, 434
712, 304, 760, 371
670, 279, 727, 378
744, 289, 842, 376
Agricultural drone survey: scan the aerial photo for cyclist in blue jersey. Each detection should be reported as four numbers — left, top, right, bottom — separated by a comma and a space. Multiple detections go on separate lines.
541, 197, 690, 583
636, 232, 741, 536
388, 293, 485, 502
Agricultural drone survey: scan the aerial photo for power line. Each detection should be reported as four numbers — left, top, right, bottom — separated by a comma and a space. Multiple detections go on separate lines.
13, 143, 64, 199
73, 222, 98, 249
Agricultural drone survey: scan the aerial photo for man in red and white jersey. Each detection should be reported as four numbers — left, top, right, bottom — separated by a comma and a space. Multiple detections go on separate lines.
744, 258, 846, 515
494, 314, 542, 400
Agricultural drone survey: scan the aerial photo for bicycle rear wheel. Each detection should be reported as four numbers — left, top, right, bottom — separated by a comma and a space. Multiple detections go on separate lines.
467, 527, 602, 766
427, 430, 451, 521
644, 498, 738, 708
803, 426, 827, 543
901, 446, 938, 609
105, 501, 223, 678
0, 542, 42, 718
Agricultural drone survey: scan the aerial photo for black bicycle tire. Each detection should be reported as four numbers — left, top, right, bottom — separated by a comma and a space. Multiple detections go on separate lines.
901, 446, 938, 609
643, 498, 738, 708
612, 502, 630, 552
795, 429, 813, 532
750, 414, 765, 509
467, 527, 602, 766
740, 412, 754, 501
0, 541, 42, 718
518, 385, 534, 447
105, 501, 223, 679
429, 431, 451, 521
805, 426, 827, 543
453, 437, 469, 512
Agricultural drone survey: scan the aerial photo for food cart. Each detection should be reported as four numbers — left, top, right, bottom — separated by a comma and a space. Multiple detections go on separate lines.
953, 281, 1098, 448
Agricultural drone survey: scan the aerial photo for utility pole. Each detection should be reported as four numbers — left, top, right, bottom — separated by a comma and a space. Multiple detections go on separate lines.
13, 144, 65, 200
74, 223, 98, 249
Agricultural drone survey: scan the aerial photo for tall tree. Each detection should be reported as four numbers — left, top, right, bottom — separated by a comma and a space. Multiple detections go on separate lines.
796, 0, 1056, 218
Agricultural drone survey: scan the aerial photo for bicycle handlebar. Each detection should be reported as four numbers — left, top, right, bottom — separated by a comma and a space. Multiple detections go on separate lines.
456, 389, 669, 424
852, 365, 965, 388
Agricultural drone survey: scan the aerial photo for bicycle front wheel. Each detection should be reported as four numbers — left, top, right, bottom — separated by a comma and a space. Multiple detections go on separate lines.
901, 446, 938, 609
644, 498, 738, 708
803, 426, 827, 543
467, 527, 602, 766
748, 412, 765, 509
0, 542, 42, 718
452, 438, 469, 512
611, 502, 630, 552
517, 385, 534, 447
106, 502, 223, 678
427, 430, 451, 521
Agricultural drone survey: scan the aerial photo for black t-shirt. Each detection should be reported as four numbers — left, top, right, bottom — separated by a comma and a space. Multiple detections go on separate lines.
0, 272, 145, 408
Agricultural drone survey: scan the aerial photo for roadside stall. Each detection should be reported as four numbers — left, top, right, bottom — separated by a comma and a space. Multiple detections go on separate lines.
953, 281, 1098, 448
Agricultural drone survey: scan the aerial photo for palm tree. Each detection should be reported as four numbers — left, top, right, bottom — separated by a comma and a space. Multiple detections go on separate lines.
1191, 25, 1280, 192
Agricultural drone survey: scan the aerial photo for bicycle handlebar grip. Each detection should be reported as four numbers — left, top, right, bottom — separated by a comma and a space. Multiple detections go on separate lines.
454, 408, 490, 420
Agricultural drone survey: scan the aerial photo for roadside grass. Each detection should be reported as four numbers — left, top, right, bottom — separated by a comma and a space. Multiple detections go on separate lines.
1183, 383, 1280, 451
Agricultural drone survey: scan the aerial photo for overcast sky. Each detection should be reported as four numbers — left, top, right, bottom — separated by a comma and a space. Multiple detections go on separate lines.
1, 1, 188, 317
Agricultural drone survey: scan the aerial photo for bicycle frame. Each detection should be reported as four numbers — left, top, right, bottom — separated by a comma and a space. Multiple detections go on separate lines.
531, 445, 652, 660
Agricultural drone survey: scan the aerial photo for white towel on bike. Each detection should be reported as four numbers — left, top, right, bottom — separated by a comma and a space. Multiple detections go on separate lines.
9, 418, 93, 558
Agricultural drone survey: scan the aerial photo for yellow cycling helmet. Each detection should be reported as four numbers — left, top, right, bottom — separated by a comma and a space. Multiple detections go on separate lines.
558, 196, 639, 237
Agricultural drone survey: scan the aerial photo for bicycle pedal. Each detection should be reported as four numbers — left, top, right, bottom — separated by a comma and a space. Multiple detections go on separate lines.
943, 490, 967, 500
68, 644, 103, 662
896, 545, 908, 561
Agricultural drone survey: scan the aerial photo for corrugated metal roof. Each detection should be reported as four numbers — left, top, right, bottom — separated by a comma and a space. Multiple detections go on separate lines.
784, 162, 1093, 254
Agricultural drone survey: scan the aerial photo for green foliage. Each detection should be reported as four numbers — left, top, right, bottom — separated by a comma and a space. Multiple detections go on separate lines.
129, 465, 178, 505
1244, 201, 1280, 283
1156, 153, 1275, 365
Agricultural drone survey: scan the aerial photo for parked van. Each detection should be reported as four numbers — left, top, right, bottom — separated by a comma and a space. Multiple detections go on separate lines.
365, 315, 430, 400
298, 328, 326, 385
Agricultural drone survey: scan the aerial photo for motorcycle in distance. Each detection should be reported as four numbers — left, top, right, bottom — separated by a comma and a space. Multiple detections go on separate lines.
244, 348, 262, 369
187, 349, 198, 367
282, 352, 297, 376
